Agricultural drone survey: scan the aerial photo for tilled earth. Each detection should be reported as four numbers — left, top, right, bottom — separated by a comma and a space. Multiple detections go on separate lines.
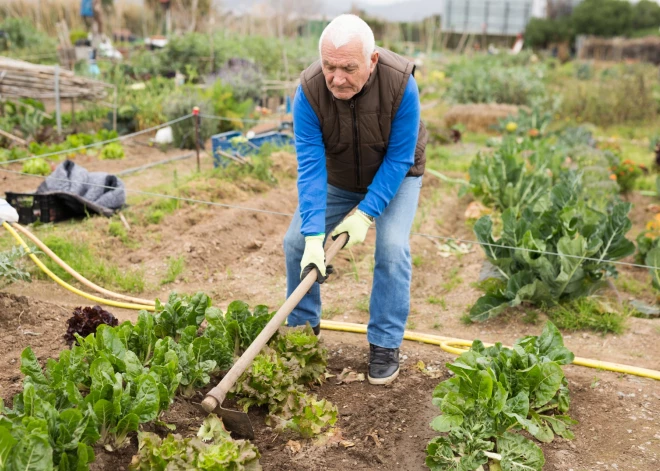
1, 292, 659, 470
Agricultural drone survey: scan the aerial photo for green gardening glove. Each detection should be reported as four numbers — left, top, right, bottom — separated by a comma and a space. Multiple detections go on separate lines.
331, 210, 373, 249
300, 234, 329, 283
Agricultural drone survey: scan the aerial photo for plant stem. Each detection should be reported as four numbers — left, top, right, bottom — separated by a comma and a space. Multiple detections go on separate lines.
484, 451, 502, 461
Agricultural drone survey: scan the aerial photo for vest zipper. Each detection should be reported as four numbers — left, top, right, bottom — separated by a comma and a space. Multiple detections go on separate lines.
350, 99, 361, 189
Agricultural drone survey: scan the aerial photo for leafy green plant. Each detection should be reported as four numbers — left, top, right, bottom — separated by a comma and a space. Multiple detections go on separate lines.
0, 246, 31, 287
205, 301, 274, 354
1, 383, 98, 470
163, 90, 216, 149
465, 138, 552, 217
22, 157, 51, 175
636, 214, 660, 264
129, 414, 261, 470
160, 255, 185, 285
610, 159, 644, 194
230, 341, 337, 437
271, 325, 328, 384
1, 292, 276, 470
495, 105, 554, 139
426, 322, 575, 471
445, 63, 547, 106
471, 179, 635, 321
280, 393, 338, 439
100, 143, 125, 160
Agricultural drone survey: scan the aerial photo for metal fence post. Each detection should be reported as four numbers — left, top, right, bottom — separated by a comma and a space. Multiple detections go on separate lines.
193, 106, 200, 172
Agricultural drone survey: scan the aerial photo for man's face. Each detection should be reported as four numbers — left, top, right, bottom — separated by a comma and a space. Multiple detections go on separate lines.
320, 39, 378, 100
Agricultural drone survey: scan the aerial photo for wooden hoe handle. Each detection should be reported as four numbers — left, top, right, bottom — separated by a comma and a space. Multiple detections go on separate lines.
201, 233, 348, 413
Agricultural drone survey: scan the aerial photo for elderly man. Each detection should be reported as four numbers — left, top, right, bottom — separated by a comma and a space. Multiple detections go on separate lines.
284, 14, 427, 385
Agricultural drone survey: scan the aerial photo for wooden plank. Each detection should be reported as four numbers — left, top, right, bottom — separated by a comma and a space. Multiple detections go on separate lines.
0, 128, 27, 146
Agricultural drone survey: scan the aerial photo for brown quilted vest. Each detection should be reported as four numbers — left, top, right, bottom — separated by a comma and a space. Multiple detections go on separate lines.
300, 47, 427, 193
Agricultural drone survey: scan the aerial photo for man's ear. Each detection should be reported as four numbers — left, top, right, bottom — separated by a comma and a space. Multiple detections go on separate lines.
370, 51, 379, 73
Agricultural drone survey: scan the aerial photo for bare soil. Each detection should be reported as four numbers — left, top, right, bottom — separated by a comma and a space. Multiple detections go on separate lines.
2, 142, 660, 469
1, 292, 658, 470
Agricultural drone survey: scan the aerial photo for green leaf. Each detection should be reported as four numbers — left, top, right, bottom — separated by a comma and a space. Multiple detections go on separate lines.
527, 362, 563, 408
497, 432, 545, 471
543, 414, 577, 440
130, 375, 161, 422
89, 358, 115, 391
0, 426, 17, 467
646, 247, 660, 291
556, 235, 588, 296
430, 414, 463, 432
55, 409, 87, 452
536, 322, 574, 365
113, 413, 139, 448
93, 400, 114, 441
20, 348, 49, 385
8, 432, 53, 471
469, 294, 511, 322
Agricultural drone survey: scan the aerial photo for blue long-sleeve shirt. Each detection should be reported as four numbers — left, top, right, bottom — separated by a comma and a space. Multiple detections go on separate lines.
293, 75, 421, 236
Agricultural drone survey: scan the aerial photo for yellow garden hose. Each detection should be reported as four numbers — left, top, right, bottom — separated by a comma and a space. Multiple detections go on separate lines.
2, 221, 659, 380
2, 221, 155, 311
12, 223, 156, 306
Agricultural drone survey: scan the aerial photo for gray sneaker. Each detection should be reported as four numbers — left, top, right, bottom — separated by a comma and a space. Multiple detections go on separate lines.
368, 344, 400, 385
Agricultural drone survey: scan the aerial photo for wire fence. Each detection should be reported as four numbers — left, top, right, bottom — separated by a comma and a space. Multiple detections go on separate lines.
1, 166, 658, 273
1, 112, 292, 167
0, 114, 194, 166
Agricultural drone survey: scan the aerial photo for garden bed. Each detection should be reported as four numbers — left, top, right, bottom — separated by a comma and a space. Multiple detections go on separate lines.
1, 292, 659, 470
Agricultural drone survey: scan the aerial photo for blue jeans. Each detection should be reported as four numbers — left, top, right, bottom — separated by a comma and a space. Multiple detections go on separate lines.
283, 176, 422, 349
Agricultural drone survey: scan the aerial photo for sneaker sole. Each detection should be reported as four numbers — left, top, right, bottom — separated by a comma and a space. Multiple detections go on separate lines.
367, 367, 399, 385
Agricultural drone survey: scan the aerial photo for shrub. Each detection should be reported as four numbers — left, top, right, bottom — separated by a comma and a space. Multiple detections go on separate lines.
22, 158, 51, 175
559, 67, 656, 126
444, 64, 546, 106
100, 143, 125, 160
164, 90, 216, 149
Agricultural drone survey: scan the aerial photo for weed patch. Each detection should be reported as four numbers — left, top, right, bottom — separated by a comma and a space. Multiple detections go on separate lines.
548, 298, 628, 335
37, 235, 145, 293
161, 255, 186, 285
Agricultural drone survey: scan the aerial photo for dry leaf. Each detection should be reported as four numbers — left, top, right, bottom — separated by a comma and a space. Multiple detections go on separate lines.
366, 431, 382, 448
340, 440, 355, 448
314, 427, 345, 447
286, 440, 302, 454
464, 201, 490, 220
336, 367, 365, 384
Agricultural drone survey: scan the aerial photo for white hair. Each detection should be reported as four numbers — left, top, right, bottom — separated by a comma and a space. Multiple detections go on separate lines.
319, 14, 375, 66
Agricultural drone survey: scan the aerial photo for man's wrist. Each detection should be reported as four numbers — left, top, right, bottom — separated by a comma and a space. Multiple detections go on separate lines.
356, 209, 375, 223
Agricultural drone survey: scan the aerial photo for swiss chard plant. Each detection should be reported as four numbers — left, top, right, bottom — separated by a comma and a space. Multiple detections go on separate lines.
1, 382, 99, 471
426, 322, 575, 471
470, 177, 635, 321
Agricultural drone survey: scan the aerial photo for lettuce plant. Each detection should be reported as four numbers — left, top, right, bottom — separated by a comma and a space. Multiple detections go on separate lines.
271, 325, 328, 384
129, 415, 261, 471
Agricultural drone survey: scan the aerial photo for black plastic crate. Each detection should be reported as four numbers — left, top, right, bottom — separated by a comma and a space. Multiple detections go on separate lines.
5, 192, 68, 225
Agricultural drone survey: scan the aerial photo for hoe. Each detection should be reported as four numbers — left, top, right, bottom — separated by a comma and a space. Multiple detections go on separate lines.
200, 233, 348, 438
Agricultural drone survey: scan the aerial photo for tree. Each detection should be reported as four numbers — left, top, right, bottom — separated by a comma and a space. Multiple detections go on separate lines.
632, 0, 660, 31
571, 0, 633, 37
525, 17, 572, 48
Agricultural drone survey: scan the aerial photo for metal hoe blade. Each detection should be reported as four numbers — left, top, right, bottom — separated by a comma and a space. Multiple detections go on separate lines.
216, 405, 254, 439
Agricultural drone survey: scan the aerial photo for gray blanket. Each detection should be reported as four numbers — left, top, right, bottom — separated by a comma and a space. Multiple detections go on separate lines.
36, 160, 126, 217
